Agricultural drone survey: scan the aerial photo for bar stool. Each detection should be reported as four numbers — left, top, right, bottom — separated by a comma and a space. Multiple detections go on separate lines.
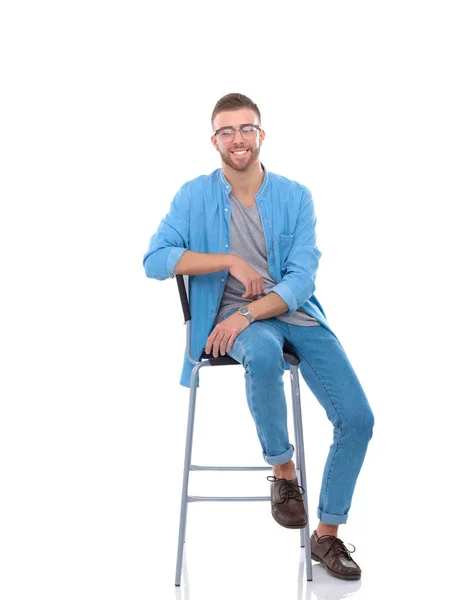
174, 275, 313, 586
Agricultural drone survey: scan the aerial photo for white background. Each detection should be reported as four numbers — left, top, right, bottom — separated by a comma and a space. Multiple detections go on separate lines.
1, 1, 458, 599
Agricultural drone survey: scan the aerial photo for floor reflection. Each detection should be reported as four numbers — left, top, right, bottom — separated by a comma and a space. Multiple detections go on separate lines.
174, 547, 362, 600
298, 550, 362, 600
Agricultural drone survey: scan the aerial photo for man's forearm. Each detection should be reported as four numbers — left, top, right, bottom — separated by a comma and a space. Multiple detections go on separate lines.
174, 250, 235, 275
249, 292, 289, 321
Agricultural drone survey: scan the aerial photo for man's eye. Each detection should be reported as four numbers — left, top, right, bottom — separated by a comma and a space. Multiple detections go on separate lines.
220, 129, 234, 136
241, 126, 255, 133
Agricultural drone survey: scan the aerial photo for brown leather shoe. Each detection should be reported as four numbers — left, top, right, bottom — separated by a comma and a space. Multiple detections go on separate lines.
310, 531, 362, 580
267, 476, 307, 529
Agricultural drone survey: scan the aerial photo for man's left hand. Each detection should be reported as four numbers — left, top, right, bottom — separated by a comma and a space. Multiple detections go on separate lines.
205, 312, 251, 358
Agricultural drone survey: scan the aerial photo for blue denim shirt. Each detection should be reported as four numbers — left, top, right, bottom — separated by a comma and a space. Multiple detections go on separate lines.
143, 166, 335, 387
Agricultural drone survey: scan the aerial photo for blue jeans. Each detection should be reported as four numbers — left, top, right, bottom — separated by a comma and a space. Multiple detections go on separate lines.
224, 315, 374, 525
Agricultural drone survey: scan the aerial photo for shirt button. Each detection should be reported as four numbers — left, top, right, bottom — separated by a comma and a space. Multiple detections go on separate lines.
225, 244, 229, 248
224, 208, 228, 212
226, 186, 229, 190
221, 278, 224, 283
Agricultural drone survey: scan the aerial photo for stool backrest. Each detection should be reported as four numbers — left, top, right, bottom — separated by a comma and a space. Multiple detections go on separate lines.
176, 274, 197, 365
176, 274, 191, 323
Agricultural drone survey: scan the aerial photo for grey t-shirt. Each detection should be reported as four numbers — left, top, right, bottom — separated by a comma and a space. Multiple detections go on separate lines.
216, 192, 320, 327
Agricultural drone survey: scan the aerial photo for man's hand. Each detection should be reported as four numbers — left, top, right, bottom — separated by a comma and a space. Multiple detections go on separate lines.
229, 255, 265, 299
205, 312, 250, 358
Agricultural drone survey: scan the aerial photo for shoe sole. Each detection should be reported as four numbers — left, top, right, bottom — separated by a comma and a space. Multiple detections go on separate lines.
311, 553, 361, 580
271, 509, 307, 529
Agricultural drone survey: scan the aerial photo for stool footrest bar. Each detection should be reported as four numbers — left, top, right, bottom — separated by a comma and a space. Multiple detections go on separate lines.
188, 495, 271, 502
190, 465, 272, 471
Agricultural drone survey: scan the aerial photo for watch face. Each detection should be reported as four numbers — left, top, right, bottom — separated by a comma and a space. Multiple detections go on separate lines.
238, 305, 254, 323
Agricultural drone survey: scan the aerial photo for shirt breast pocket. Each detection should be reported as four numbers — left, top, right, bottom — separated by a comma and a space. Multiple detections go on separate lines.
279, 233, 295, 265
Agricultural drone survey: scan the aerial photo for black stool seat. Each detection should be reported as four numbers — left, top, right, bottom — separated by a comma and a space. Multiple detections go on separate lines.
200, 346, 300, 367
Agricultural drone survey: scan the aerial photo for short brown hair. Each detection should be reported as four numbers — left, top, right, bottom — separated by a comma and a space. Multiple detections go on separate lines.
211, 93, 261, 128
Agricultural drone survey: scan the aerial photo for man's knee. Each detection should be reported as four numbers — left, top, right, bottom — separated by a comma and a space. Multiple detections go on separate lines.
240, 339, 285, 373
345, 403, 374, 441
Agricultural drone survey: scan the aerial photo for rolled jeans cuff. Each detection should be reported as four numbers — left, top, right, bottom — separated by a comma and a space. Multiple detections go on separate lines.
263, 443, 294, 466
317, 509, 348, 525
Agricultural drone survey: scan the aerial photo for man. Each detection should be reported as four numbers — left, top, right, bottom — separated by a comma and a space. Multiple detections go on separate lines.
143, 93, 374, 580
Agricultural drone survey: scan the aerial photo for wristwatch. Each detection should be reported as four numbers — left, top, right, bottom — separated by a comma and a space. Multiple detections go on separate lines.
238, 305, 255, 324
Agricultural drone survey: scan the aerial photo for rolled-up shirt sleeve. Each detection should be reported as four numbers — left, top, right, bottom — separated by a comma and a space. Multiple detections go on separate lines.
271, 189, 322, 314
143, 184, 190, 280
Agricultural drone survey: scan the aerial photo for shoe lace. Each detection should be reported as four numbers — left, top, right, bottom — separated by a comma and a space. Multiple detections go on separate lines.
317, 535, 356, 560
267, 476, 305, 502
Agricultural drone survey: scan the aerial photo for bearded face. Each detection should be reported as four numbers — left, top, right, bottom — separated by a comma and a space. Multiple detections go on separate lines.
212, 109, 264, 172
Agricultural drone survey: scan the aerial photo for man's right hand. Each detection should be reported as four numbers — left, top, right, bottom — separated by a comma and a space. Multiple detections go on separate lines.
229, 255, 265, 299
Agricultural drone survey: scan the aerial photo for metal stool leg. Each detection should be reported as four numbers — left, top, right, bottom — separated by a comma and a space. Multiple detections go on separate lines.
290, 365, 313, 582
174, 359, 313, 584
175, 363, 202, 587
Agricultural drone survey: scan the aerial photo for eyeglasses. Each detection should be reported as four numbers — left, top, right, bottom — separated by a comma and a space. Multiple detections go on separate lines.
213, 124, 261, 142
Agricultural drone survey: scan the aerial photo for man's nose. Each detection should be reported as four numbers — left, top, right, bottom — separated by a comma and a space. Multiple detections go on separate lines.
233, 129, 244, 143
